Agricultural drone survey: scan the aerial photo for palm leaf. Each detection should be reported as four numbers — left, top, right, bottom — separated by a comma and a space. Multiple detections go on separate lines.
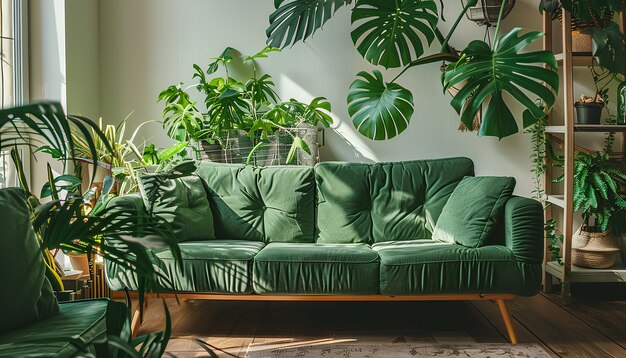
443, 28, 559, 139
350, 0, 438, 68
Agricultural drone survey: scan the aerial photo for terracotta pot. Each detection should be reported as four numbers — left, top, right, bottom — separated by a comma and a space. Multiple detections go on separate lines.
572, 227, 620, 269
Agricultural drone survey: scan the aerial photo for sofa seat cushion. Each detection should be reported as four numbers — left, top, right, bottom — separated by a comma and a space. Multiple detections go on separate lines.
372, 240, 541, 297
107, 240, 265, 293
253, 243, 380, 294
0, 299, 126, 357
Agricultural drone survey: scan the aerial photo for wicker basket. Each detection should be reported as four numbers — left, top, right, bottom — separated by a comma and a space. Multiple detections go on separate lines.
555, 4, 614, 54
572, 228, 620, 269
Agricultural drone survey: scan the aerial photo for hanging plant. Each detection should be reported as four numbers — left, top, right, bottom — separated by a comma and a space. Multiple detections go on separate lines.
266, 0, 559, 140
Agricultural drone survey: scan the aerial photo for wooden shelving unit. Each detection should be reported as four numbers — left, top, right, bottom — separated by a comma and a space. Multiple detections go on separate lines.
542, 10, 626, 304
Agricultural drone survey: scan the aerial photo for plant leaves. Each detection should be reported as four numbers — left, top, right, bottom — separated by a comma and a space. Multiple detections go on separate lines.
266, 0, 352, 49
443, 28, 559, 139
347, 70, 414, 140
588, 21, 626, 77
351, 0, 438, 68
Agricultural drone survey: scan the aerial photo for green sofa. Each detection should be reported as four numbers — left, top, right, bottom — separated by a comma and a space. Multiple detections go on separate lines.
106, 158, 544, 343
0, 188, 128, 357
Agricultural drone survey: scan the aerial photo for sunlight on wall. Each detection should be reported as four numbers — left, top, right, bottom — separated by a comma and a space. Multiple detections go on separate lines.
279, 74, 379, 162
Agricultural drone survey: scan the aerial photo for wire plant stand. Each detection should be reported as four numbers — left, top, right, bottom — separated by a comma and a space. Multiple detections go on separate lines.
192, 125, 323, 167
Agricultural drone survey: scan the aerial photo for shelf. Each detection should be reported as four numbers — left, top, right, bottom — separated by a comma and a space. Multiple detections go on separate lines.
547, 194, 565, 208
546, 261, 626, 283
555, 53, 595, 67
545, 124, 626, 134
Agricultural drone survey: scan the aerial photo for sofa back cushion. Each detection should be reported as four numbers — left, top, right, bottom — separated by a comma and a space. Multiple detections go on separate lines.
0, 188, 59, 334
315, 158, 474, 244
138, 174, 215, 242
196, 163, 316, 243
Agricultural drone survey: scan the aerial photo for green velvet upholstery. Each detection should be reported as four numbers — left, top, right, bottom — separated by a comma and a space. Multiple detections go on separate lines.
0, 188, 59, 334
0, 299, 127, 357
315, 158, 474, 244
196, 163, 316, 243
433, 176, 516, 248
372, 240, 541, 296
105, 158, 544, 299
138, 174, 215, 242
253, 243, 380, 294
107, 240, 264, 293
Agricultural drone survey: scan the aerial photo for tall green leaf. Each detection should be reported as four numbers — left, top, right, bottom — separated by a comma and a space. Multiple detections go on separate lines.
443, 28, 559, 139
347, 70, 414, 140
351, 0, 438, 68
266, 0, 352, 49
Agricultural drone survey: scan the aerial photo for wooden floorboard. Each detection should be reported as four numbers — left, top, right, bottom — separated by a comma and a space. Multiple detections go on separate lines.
543, 292, 626, 350
130, 294, 626, 358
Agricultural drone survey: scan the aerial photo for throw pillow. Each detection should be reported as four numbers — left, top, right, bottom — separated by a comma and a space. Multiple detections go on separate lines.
432, 176, 516, 248
0, 188, 59, 334
138, 174, 215, 242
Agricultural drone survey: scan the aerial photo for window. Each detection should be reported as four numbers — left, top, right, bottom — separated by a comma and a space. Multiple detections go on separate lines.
1, 0, 26, 189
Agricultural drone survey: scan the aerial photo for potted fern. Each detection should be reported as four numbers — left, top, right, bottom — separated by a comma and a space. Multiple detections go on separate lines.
560, 151, 626, 268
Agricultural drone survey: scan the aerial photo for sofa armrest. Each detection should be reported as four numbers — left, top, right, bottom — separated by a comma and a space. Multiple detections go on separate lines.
504, 196, 544, 264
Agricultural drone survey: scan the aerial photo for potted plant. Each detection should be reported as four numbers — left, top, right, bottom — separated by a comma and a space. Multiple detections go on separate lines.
158, 47, 333, 165
0, 102, 185, 356
265, 0, 559, 141
575, 94, 605, 124
561, 151, 626, 268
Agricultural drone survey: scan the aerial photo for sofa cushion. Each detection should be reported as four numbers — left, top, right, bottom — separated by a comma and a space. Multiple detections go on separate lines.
433, 176, 516, 248
315, 158, 474, 244
253, 243, 380, 294
138, 174, 215, 242
372, 240, 541, 296
0, 299, 127, 357
0, 188, 59, 334
107, 240, 264, 293
196, 163, 316, 243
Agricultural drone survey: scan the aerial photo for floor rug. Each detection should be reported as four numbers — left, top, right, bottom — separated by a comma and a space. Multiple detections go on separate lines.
245, 342, 551, 358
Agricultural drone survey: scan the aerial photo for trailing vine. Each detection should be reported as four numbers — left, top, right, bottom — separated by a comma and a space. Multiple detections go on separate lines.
526, 106, 564, 265
589, 65, 620, 153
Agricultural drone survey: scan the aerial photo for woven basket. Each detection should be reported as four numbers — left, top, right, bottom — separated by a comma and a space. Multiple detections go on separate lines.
555, 4, 614, 31
572, 228, 620, 269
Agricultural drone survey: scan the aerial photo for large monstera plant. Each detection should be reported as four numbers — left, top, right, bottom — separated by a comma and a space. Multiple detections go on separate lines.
267, 0, 560, 140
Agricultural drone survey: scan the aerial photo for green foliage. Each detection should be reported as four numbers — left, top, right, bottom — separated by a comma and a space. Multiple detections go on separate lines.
540, 0, 626, 76
572, 151, 626, 232
443, 29, 559, 139
350, 0, 438, 68
159, 46, 333, 163
545, 219, 564, 265
266, 0, 353, 49
267, 0, 559, 140
347, 70, 414, 140
0, 102, 183, 357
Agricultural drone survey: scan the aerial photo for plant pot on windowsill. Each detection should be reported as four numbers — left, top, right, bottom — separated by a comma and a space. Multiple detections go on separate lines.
575, 95, 604, 124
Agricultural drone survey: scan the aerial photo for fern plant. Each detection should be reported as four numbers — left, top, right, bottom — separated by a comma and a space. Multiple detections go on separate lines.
556, 151, 626, 232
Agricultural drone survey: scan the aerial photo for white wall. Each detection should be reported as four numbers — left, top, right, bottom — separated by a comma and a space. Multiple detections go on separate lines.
90, 0, 585, 197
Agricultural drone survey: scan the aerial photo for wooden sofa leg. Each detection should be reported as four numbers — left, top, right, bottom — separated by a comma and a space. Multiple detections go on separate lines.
495, 299, 518, 345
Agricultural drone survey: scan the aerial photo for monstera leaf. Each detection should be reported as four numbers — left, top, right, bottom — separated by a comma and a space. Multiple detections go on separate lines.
589, 21, 626, 77
266, 0, 353, 49
351, 0, 438, 68
443, 28, 559, 139
347, 70, 414, 140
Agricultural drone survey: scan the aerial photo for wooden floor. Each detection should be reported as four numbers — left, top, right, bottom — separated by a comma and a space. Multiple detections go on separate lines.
135, 287, 626, 358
